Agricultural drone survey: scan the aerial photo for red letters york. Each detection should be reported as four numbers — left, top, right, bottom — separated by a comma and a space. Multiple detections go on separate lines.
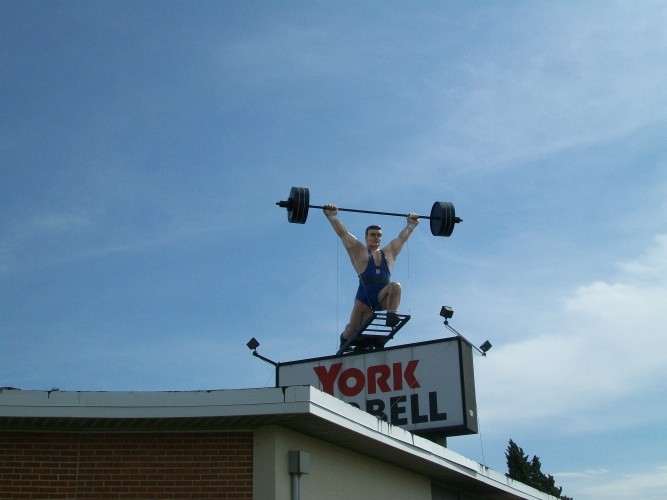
313, 360, 421, 397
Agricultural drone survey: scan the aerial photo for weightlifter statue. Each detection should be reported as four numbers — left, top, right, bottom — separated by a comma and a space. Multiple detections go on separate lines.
323, 204, 419, 348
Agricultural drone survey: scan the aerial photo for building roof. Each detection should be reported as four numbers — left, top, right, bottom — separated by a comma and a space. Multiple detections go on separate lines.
0, 385, 553, 500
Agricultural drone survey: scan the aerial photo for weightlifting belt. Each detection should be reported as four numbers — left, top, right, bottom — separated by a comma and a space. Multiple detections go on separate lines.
359, 277, 390, 286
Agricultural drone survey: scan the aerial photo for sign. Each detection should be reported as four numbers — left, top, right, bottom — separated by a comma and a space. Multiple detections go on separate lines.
277, 337, 478, 436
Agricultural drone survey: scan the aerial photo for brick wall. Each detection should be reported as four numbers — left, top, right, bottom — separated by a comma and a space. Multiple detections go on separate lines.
0, 431, 253, 499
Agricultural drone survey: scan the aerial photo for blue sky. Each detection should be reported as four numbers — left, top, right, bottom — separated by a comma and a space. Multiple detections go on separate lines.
2, 2, 667, 498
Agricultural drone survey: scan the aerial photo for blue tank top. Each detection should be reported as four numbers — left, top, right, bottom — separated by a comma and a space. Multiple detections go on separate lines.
358, 250, 390, 286
355, 250, 391, 309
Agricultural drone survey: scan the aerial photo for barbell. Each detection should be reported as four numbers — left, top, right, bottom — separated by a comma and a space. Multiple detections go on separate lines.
276, 186, 462, 237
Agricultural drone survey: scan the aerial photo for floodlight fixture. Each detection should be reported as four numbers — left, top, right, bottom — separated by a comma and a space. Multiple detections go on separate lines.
440, 306, 492, 357
479, 340, 492, 353
440, 306, 454, 320
245, 337, 278, 366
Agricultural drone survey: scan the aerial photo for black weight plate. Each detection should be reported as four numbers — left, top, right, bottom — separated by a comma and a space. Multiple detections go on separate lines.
288, 186, 309, 224
430, 201, 455, 237
286, 187, 297, 223
298, 187, 309, 223
286, 187, 298, 223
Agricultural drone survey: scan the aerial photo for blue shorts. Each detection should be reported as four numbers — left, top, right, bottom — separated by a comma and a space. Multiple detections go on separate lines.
355, 283, 387, 310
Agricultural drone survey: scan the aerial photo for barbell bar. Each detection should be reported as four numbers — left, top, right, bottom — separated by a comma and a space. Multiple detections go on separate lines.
276, 186, 462, 237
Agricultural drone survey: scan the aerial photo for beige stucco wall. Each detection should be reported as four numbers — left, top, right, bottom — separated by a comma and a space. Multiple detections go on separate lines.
253, 425, 432, 500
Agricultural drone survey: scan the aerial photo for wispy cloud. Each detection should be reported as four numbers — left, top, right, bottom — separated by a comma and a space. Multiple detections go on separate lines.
408, 5, 667, 175
555, 468, 609, 480
219, 22, 359, 90
476, 233, 667, 432
0, 212, 92, 275
572, 464, 667, 500
20, 212, 91, 236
